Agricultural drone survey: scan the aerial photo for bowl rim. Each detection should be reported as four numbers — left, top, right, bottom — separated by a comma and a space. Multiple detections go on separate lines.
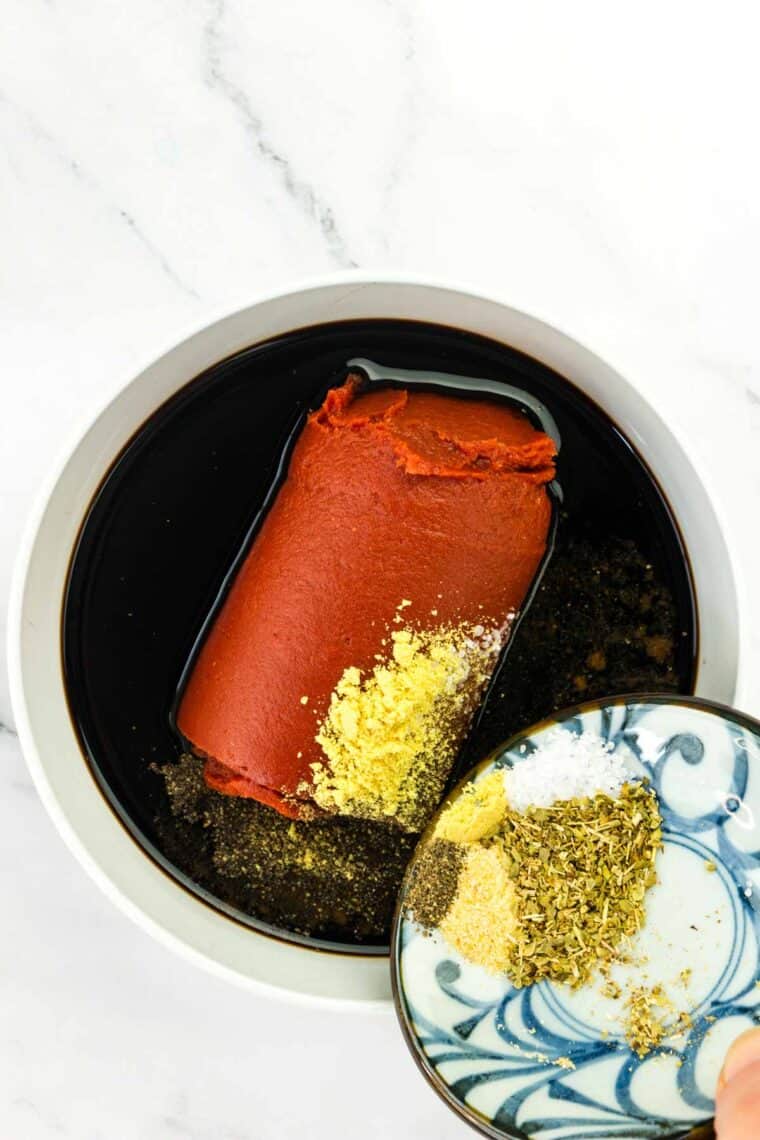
7, 271, 751, 1009
390, 689, 760, 1140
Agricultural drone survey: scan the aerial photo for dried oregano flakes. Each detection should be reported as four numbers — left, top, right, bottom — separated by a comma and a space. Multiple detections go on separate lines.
495, 782, 662, 989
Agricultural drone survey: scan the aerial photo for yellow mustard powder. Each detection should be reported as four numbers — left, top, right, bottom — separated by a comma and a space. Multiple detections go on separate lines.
439, 843, 518, 973
434, 770, 508, 844
309, 624, 500, 831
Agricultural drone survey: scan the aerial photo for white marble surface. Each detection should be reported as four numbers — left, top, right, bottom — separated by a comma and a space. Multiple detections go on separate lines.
3, 1, 760, 1136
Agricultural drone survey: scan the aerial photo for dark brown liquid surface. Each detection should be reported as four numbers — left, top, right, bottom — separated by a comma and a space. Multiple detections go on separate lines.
63, 319, 696, 951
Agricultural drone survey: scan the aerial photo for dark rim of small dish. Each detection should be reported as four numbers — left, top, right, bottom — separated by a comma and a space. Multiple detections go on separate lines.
390, 691, 760, 1140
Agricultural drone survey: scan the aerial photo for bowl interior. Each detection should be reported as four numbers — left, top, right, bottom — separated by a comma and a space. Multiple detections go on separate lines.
62, 318, 696, 950
9, 279, 743, 1004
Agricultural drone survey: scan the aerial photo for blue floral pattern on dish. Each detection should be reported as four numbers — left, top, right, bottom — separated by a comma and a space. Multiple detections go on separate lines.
394, 699, 760, 1140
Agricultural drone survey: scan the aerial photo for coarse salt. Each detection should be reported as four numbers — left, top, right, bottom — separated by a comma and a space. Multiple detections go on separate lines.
503, 729, 632, 813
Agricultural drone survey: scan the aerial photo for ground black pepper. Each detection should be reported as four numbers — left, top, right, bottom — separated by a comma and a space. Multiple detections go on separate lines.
469, 533, 686, 762
405, 839, 466, 928
158, 755, 416, 943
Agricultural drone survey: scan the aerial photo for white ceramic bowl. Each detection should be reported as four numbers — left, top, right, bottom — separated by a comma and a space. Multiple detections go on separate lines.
8, 275, 748, 1009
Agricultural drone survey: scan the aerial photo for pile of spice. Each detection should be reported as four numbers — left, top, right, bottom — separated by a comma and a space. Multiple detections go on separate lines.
406, 730, 663, 990
624, 984, 675, 1057
497, 783, 660, 988
308, 623, 503, 831
472, 534, 688, 764
159, 754, 416, 942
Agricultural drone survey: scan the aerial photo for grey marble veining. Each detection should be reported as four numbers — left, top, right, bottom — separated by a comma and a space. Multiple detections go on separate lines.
1, 90, 200, 298
202, 0, 358, 268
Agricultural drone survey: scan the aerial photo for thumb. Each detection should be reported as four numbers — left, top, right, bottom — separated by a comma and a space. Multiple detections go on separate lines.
715, 1028, 760, 1138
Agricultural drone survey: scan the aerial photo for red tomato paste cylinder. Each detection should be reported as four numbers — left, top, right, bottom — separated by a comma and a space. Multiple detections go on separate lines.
177, 376, 556, 822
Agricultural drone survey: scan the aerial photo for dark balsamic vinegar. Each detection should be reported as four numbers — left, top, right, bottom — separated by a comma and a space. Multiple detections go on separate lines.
63, 320, 697, 951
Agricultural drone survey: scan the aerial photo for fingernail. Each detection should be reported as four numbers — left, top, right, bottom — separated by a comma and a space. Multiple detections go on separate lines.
718, 1028, 760, 1091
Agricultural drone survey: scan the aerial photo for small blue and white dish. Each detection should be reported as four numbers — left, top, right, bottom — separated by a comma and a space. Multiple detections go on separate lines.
392, 695, 760, 1140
